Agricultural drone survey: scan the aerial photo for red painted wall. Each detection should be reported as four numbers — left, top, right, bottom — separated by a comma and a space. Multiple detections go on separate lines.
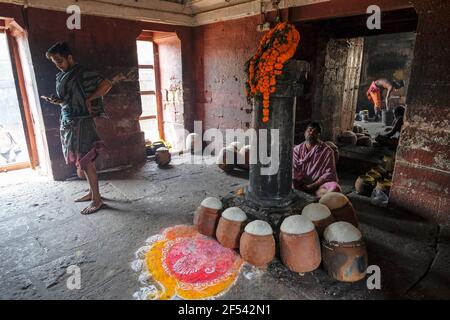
0, 4, 194, 180
193, 15, 262, 132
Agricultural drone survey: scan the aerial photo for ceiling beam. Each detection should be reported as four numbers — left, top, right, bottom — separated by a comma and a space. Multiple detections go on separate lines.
0, 0, 332, 26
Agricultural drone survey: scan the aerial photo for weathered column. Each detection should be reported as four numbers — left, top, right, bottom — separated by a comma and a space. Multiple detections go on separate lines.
246, 60, 310, 208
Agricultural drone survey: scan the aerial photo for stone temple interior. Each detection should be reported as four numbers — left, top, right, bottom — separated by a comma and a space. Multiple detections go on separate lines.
0, 0, 449, 302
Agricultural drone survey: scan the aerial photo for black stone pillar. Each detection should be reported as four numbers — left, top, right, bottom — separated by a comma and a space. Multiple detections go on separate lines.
246, 60, 310, 208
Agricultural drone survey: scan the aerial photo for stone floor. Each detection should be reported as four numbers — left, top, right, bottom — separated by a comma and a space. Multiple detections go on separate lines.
0, 155, 449, 300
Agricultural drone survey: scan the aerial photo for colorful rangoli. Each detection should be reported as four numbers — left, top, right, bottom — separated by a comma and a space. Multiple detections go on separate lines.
132, 225, 244, 300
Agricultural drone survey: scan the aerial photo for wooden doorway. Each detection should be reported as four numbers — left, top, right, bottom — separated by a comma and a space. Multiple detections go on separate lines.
341, 37, 364, 132
136, 31, 165, 143
0, 20, 39, 172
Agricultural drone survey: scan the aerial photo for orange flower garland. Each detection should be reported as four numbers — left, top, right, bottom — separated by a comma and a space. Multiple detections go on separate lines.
245, 22, 300, 123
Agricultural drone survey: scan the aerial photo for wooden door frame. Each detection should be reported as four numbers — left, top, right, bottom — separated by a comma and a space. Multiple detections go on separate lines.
0, 20, 38, 170
137, 32, 165, 142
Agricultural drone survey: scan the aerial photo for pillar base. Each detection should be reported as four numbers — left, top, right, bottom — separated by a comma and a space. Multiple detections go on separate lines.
245, 186, 298, 209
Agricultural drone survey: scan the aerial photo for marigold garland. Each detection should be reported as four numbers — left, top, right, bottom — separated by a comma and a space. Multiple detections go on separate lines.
245, 22, 300, 123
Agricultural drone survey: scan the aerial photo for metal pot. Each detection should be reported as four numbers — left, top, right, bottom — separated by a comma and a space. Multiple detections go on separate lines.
383, 155, 395, 172
366, 169, 382, 181
376, 179, 393, 196
355, 175, 376, 196
322, 239, 368, 282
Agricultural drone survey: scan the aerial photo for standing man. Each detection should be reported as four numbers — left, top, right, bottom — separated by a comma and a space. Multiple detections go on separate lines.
44, 41, 112, 214
366, 78, 405, 121
292, 122, 341, 198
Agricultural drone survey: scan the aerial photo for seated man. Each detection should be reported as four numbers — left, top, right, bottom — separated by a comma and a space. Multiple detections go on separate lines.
375, 106, 405, 149
292, 122, 341, 198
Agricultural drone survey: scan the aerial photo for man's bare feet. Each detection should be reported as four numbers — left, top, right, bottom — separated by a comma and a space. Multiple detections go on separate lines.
81, 200, 104, 215
75, 192, 92, 202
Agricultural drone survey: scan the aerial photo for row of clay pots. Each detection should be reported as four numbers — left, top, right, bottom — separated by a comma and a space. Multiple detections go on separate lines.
281, 216, 368, 282
340, 130, 372, 147
194, 197, 248, 249
355, 165, 393, 196
194, 195, 366, 282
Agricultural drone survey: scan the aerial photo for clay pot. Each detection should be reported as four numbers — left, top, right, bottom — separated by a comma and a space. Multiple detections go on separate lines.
319, 192, 358, 227
322, 222, 368, 282
340, 131, 357, 145
195, 197, 223, 237
301, 203, 335, 237
383, 155, 395, 172
280, 215, 321, 273
240, 220, 275, 267
236, 145, 251, 170
216, 207, 247, 249
353, 125, 363, 134
185, 133, 202, 155
366, 169, 382, 181
356, 136, 373, 147
371, 165, 388, 179
376, 179, 393, 196
355, 175, 376, 196
324, 141, 339, 163
155, 147, 171, 167
216, 147, 236, 172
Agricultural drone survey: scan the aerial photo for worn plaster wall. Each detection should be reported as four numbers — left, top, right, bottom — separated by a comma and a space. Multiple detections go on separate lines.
193, 15, 261, 134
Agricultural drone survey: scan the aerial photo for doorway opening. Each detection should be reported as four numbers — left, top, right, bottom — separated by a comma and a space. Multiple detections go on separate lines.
354, 32, 415, 139
136, 30, 185, 153
0, 19, 50, 177
293, 8, 418, 197
0, 30, 30, 171
136, 32, 163, 143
